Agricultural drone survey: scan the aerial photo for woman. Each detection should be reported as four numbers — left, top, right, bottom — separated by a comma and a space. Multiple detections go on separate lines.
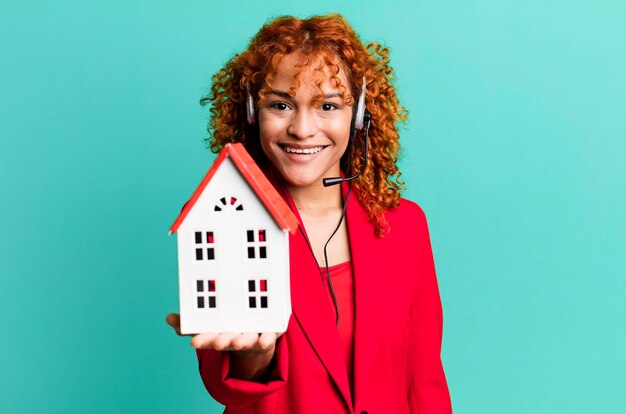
167, 14, 452, 413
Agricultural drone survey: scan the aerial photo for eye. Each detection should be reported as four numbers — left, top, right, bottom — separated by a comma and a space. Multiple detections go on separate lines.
321, 103, 339, 111
269, 102, 290, 111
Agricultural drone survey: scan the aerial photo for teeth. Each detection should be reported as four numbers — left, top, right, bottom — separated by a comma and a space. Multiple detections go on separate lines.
283, 146, 323, 154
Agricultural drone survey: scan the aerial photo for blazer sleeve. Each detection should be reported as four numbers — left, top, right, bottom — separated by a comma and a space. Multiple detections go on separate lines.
407, 208, 453, 413
196, 334, 288, 409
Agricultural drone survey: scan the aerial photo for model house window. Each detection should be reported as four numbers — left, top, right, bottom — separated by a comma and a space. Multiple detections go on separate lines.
214, 196, 243, 212
195, 279, 217, 310
247, 278, 268, 309
246, 229, 267, 259
194, 231, 215, 261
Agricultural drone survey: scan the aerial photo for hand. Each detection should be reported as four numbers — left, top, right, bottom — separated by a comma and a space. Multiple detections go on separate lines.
165, 313, 282, 350
165, 313, 284, 380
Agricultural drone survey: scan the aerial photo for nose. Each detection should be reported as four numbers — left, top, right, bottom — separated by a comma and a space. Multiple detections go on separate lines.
288, 109, 318, 140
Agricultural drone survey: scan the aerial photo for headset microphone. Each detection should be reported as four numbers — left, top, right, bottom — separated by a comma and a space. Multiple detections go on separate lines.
323, 77, 369, 187
322, 111, 371, 187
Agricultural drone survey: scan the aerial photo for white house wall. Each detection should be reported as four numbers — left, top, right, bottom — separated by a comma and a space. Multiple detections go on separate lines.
177, 158, 291, 334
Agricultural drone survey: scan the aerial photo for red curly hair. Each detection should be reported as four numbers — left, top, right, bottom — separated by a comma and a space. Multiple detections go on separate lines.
200, 14, 407, 237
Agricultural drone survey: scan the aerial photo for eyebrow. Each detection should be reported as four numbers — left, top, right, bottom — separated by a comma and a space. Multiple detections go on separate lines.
266, 89, 343, 99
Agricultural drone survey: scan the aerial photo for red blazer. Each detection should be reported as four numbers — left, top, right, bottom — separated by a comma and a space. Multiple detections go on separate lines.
197, 187, 452, 413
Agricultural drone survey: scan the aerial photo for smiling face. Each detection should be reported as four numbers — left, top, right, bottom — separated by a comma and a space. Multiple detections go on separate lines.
258, 54, 353, 190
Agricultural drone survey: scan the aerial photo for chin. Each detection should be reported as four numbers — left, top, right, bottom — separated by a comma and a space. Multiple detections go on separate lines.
281, 173, 323, 188
273, 166, 325, 188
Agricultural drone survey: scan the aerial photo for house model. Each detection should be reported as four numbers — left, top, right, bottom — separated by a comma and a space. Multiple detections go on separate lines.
169, 143, 298, 334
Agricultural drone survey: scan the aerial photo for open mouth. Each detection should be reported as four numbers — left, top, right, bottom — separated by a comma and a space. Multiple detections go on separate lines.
280, 145, 326, 155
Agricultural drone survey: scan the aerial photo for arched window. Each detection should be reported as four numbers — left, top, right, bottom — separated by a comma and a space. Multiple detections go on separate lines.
214, 196, 244, 212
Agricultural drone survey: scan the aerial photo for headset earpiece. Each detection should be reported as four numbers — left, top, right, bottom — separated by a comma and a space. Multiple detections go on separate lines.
246, 83, 256, 125
353, 77, 367, 131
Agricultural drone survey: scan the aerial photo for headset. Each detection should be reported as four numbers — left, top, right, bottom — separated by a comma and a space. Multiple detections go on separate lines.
246, 77, 371, 187
246, 83, 256, 125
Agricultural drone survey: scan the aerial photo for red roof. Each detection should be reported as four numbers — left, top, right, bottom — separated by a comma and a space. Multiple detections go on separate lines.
169, 143, 299, 235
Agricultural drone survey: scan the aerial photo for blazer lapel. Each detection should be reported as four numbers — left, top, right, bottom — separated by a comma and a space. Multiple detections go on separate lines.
346, 187, 389, 408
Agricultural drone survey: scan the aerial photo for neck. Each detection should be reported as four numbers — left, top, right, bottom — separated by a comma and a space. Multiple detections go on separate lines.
286, 180, 343, 212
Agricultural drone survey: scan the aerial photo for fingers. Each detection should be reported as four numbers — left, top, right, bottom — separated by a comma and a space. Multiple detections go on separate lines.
258, 332, 279, 350
212, 332, 241, 350
192, 332, 255, 350
191, 332, 221, 349
231, 333, 262, 350
190, 332, 280, 352
165, 313, 183, 336
191, 332, 239, 350
166, 314, 285, 352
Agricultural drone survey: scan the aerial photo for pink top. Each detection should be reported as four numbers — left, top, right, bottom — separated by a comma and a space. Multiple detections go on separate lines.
321, 260, 355, 394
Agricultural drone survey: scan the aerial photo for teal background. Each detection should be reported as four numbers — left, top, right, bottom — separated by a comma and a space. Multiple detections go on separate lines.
1, 0, 624, 412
